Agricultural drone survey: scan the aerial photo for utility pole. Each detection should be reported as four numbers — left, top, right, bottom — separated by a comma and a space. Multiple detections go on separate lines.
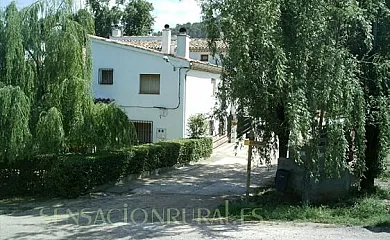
245, 129, 254, 204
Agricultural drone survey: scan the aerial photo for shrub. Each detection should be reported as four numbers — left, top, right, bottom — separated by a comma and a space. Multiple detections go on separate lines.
46, 151, 131, 198
187, 114, 208, 138
0, 138, 213, 198
92, 104, 138, 151
127, 145, 149, 174
154, 141, 181, 167
0, 86, 31, 162
174, 138, 213, 163
0, 154, 58, 197
35, 107, 65, 154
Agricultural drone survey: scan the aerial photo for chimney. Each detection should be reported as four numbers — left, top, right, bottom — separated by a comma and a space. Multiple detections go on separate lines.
176, 27, 190, 58
162, 24, 171, 54
111, 24, 121, 38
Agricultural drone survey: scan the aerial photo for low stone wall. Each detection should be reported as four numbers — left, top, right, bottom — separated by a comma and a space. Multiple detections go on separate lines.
277, 157, 354, 201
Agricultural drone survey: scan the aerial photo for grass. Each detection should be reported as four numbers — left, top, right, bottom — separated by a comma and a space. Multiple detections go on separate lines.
222, 156, 390, 228
379, 155, 390, 183
222, 186, 390, 227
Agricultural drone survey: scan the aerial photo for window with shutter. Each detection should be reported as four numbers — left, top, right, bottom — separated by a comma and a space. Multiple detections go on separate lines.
98, 68, 114, 85
200, 54, 209, 62
140, 74, 160, 94
131, 120, 153, 143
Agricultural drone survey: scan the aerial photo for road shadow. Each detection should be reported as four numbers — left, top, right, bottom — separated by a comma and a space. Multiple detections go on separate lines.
3, 218, 246, 240
365, 221, 390, 234
1, 157, 276, 240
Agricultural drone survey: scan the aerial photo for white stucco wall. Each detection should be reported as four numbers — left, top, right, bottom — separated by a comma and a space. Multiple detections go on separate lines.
91, 38, 189, 142
189, 52, 222, 66
184, 70, 220, 137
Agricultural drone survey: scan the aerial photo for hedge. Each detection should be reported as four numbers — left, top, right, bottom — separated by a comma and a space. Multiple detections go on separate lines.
0, 138, 212, 198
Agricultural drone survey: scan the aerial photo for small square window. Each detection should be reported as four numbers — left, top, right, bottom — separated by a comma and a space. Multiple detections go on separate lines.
201, 54, 209, 62
99, 68, 113, 85
140, 74, 160, 94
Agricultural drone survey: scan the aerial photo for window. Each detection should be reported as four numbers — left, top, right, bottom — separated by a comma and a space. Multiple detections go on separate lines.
140, 74, 160, 94
99, 68, 113, 85
132, 120, 153, 144
200, 54, 209, 62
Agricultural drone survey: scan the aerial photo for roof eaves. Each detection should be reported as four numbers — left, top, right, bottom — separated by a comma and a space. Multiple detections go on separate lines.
89, 35, 189, 63
190, 61, 222, 74
90, 35, 222, 74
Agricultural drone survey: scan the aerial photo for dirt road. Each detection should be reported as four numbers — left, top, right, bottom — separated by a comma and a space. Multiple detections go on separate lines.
0, 143, 389, 239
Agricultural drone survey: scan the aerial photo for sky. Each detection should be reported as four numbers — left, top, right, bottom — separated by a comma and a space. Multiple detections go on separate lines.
0, 0, 202, 31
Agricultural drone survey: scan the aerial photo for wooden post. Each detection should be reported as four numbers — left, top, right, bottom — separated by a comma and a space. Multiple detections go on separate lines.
245, 130, 254, 204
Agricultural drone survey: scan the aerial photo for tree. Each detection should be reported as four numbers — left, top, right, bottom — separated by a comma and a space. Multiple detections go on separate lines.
0, 86, 31, 162
201, 0, 390, 202
87, 0, 155, 37
87, 0, 115, 37
73, 8, 95, 35
35, 107, 65, 154
187, 114, 208, 138
123, 0, 154, 36
347, 0, 390, 191
2, 3, 26, 90
171, 22, 207, 38
0, 0, 136, 160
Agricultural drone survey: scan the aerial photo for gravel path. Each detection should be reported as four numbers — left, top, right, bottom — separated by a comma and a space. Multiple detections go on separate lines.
0, 143, 389, 240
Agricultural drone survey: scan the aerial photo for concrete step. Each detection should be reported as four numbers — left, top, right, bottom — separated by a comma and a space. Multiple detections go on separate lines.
212, 135, 229, 150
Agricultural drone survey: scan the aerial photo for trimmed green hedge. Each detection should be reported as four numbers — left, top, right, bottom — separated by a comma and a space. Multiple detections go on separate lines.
0, 154, 58, 196
0, 138, 212, 198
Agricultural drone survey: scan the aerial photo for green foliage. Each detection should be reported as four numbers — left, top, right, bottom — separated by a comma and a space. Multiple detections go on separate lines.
154, 141, 182, 167
156, 22, 209, 38
220, 187, 390, 227
2, 2, 26, 90
0, 154, 58, 197
0, 86, 31, 163
87, 0, 118, 37
201, 0, 390, 197
73, 9, 95, 34
0, 0, 135, 158
92, 103, 138, 150
35, 107, 65, 154
0, 138, 212, 198
174, 138, 213, 163
87, 0, 155, 37
187, 113, 208, 139
46, 152, 130, 198
123, 0, 154, 35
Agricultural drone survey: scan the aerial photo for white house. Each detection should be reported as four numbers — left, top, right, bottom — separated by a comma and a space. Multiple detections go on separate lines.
90, 27, 223, 143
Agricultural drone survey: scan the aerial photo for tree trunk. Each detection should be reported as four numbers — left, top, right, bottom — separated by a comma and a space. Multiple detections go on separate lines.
276, 104, 289, 158
227, 114, 232, 143
301, 153, 311, 206
278, 129, 290, 158
360, 174, 375, 192
302, 168, 310, 206
361, 124, 380, 192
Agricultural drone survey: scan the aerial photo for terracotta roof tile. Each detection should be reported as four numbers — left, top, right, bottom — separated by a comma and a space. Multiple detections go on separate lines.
111, 37, 226, 52
89, 35, 222, 74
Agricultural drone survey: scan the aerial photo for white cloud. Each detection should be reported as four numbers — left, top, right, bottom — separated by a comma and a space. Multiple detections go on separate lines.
149, 0, 202, 31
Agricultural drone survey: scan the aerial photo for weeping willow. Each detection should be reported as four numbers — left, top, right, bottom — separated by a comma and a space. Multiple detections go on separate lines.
202, 0, 390, 199
283, 1, 368, 182
35, 107, 65, 154
0, 86, 31, 162
0, 0, 136, 161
